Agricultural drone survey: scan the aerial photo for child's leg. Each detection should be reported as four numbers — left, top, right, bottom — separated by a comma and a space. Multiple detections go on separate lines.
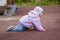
7, 22, 26, 32
11, 23, 25, 32
7, 21, 28, 32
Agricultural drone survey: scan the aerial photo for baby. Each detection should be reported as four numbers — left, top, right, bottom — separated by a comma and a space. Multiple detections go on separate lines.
7, 6, 46, 32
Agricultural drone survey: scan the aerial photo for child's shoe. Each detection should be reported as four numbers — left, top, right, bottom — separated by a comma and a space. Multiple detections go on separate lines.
6, 25, 14, 32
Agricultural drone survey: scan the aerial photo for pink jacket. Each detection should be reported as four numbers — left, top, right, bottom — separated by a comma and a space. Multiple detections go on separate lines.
19, 7, 44, 30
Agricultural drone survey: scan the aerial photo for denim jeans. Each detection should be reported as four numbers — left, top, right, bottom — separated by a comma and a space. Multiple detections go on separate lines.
12, 22, 27, 32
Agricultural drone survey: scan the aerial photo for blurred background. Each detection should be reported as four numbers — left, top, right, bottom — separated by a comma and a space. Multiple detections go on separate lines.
0, 0, 60, 15
14, 0, 60, 6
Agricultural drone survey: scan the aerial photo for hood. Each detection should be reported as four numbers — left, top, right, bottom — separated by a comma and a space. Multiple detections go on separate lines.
28, 6, 43, 17
34, 6, 43, 14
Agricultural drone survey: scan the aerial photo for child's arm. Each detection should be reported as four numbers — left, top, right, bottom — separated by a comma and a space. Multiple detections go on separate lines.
30, 16, 46, 31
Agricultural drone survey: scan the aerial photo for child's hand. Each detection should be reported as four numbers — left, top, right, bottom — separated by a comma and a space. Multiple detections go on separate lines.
40, 29, 46, 32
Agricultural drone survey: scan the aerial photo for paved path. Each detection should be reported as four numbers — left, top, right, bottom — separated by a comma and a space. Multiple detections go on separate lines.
0, 6, 60, 40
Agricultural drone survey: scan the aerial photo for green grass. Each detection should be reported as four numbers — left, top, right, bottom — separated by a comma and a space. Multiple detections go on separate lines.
14, 1, 60, 6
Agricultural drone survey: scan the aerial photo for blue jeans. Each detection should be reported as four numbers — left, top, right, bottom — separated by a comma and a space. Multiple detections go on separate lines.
12, 22, 27, 32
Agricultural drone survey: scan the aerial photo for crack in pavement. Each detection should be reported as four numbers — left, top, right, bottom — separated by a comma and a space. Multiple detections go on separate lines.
0, 16, 21, 21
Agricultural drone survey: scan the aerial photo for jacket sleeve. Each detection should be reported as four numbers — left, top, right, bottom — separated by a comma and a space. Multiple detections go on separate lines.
30, 16, 44, 31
